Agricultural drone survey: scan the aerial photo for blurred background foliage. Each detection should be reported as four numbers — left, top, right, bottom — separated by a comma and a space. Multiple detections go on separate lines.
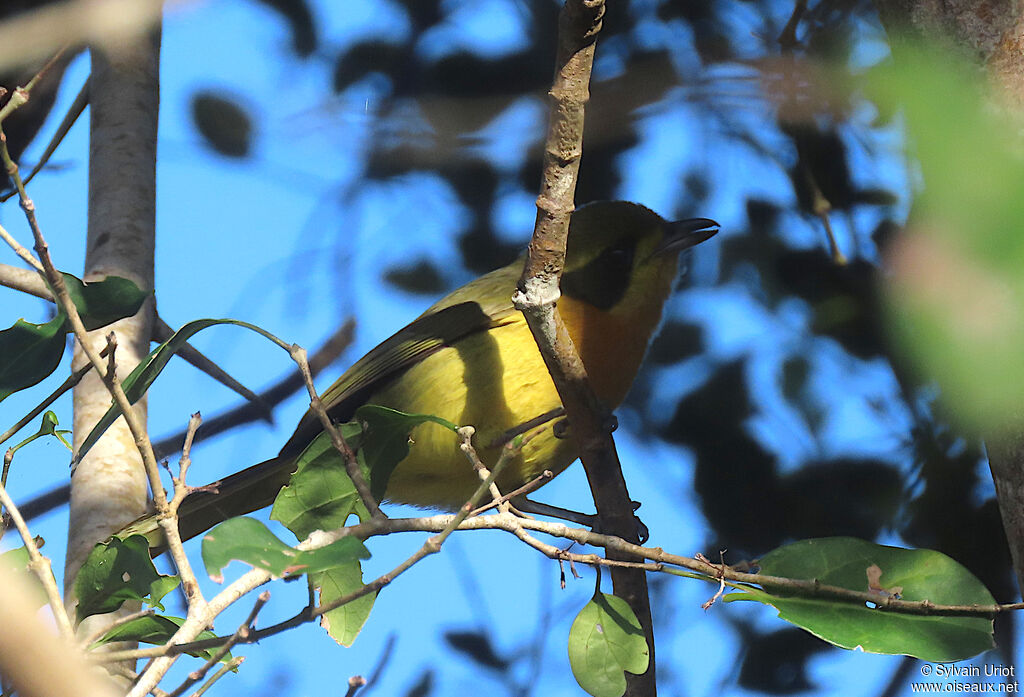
1, 0, 1019, 695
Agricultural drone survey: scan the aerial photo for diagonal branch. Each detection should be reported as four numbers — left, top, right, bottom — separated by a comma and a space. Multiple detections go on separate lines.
512, 2, 656, 695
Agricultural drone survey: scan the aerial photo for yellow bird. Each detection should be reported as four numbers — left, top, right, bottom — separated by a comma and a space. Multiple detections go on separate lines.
132, 201, 717, 547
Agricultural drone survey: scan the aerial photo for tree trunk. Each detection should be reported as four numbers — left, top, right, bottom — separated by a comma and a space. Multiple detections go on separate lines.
64, 27, 161, 634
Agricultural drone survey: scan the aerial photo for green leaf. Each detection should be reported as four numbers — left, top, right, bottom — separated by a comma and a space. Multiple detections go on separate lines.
147, 575, 181, 611
271, 426, 369, 540
271, 408, 457, 539
568, 593, 649, 697
201, 517, 369, 583
355, 405, 457, 502
61, 273, 149, 332
1, 546, 47, 608
734, 537, 995, 662
9, 411, 72, 456
867, 45, 1024, 433
313, 561, 376, 647
74, 535, 177, 622
1, 545, 30, 571
0, 314, 66, 401
93, 615, 224, 660
76, 318, 285, 461
0, 274, 147, 402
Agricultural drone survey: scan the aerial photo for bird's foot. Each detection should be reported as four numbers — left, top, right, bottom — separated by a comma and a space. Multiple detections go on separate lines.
511, 496, 648, 543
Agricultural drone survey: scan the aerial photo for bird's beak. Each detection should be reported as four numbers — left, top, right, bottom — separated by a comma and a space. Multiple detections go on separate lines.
655, 218, 720, 256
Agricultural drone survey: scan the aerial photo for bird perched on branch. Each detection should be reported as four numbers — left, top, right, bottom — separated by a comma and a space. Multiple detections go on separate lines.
124, 201, 718, 550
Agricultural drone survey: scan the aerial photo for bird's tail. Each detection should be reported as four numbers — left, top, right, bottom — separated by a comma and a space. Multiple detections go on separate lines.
117, 455, 297, 556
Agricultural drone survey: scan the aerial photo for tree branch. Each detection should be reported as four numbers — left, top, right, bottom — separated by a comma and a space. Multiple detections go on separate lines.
513, 2, 657, 694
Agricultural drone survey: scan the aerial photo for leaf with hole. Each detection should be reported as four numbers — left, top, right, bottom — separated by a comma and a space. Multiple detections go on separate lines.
74, 535, 179, 622
729, 537, 995, 662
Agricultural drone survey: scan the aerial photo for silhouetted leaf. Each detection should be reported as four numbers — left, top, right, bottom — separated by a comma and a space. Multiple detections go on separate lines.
250, 0, 316, 56
191, 91, 253, 158
384, 259, 447, 295
444, 630, 509, 671
332, 41, 408, 93
738, 628, 829, 694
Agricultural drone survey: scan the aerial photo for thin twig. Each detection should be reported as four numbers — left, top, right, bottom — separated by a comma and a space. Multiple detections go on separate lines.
151, 319, 354, 459
164, 592, 268, 697
0, 259, 270, 412
0, 75, 88, 203
458, 426, 508, 512
169, 413, 203, 514
470, 469, 553, 516
0, 480, 74, 638
344, 675, 367, 697
96, 505, 1024, 665
104, 439, 525, 669
188, 657, 243, 697
289, 344, 383, 519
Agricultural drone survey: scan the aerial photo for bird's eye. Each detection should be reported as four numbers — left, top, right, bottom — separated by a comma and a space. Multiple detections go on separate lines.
608, 244, 633, 268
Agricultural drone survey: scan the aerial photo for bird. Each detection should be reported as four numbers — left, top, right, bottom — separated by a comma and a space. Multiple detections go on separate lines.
124, 201, 718, 551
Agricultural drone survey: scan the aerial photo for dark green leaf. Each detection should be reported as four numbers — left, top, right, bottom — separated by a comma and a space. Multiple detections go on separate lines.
732, 537, 995, 662
355, 405, 457, 502
74, 535, 176, 622
313, 561, 376, 647
568, 593, 649, 697
0, 314, 65, 401
93, 614, 224, 660
76, 318, 285, 461
201, 516, 369, 583
61, 273, 148, 332
191, 92, 253, 158
0, 274, 147, 401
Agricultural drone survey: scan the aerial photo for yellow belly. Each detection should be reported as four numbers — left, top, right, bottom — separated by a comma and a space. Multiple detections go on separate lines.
368, 316, 576, 509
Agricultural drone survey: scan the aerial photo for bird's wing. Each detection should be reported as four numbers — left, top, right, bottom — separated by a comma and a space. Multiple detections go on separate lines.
280, 264, 521, 456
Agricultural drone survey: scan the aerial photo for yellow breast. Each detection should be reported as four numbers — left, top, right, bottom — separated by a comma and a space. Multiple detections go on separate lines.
369, 256, 674, 510
368, 311, 575, 509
